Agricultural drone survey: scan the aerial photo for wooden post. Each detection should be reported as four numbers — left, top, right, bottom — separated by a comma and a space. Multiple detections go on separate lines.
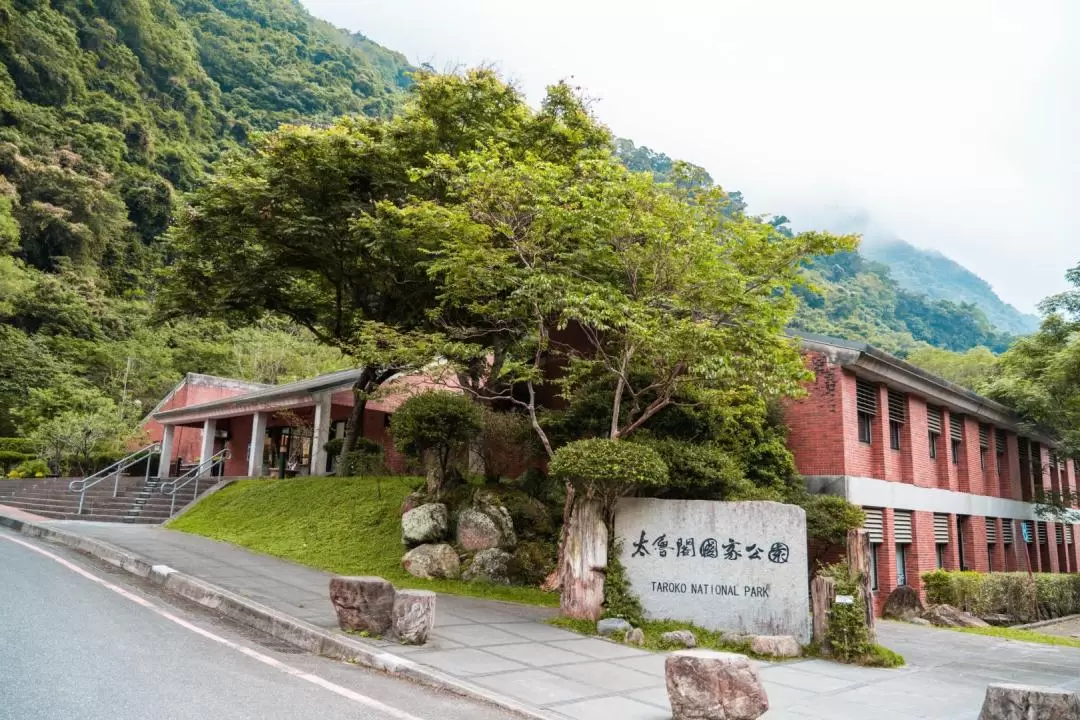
846, 528, 876, 643
560, 498, 608, 621
811, 575, 836, 653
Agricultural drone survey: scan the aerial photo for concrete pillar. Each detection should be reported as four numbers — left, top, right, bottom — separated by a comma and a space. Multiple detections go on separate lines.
158, 424, 175, 479
199, 418, 217, 477
248, 412, 269, 478
310, 393, 332, 476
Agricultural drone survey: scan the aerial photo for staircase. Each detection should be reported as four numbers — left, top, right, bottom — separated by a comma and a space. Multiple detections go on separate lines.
0, 473, 223, 523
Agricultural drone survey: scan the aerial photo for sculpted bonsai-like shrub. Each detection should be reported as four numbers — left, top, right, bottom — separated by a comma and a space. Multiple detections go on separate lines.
392, 391, 483, 496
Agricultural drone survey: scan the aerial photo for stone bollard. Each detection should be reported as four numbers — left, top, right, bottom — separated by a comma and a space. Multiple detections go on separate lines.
392, 589, 436, 645
329, 576, 395, 635
978, 683, 1080, 720
666, 650, 769, 720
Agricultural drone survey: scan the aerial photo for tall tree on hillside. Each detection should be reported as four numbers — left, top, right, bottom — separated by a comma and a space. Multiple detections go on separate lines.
160, 70, 612, 466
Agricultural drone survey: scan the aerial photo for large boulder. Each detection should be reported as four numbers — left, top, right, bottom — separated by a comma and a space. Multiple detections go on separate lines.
328, 576, 395, 635
401, 503, 449, 546
749, 635, 801, 658
392, 589, 437, 645
402, 544, 461, 579
978, 683, 1080, 720
666, 650, 769, 720
883, 585, 924, 621
456, 498, 517, 552
923, 604, 990, 628
462, 548, 514, 584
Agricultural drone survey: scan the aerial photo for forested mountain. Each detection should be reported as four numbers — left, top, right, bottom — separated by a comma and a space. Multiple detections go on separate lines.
861, 237, 1039, 336
0, 0, 408, 436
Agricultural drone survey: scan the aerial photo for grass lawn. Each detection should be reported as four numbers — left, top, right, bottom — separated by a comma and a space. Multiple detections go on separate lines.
955, 625, 1080, 649
168, 476, 559, 607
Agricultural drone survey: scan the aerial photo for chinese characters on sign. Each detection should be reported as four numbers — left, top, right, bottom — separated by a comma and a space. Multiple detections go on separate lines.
631, 530, 789, 564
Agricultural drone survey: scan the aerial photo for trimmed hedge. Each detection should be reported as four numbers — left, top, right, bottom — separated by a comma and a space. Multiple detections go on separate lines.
0, 438, 34, 454
922, 569, 1080, 622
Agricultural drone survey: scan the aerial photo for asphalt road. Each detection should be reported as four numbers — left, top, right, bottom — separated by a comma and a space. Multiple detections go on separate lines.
0, 528, 518, 720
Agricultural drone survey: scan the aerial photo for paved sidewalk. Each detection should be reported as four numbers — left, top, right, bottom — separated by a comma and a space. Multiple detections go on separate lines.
46, 522, 1080, 720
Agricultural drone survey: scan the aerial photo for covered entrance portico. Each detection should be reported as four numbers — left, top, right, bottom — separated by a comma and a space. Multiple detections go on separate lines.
152, 369, 398, 479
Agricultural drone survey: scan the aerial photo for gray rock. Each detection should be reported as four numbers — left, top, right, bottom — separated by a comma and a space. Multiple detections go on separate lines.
662, 629, 698, 648
456, 508, 503, 551
666, 650, 769, 720
910, 617, 932, 627
978, 683, 1080, 720
626, 627, 645, 646
480, 501, 517, 549
923, 604, 990, 628
328, 576, 395, 635
883, 585, 924, 621
597, 618, 632, 637
462, 548, 514, 584
980, 613, 1017, 627
749, 635, 801, 658
392, 589, 436, 645
401, 544, 461, 580
401, 503, 449, 546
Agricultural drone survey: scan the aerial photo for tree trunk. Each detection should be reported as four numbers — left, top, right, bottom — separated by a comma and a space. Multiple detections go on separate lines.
338, 372, 372, 476
811, 575, 836, 654
559, 498, 608, 621
846, 529, 876, 643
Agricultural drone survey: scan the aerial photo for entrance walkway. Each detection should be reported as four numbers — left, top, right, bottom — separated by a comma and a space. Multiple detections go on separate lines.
48, 522, 1080, 720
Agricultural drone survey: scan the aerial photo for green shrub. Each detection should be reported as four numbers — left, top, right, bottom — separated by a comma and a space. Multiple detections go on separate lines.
392, 391, 483, 492
0, 438, 34, 454
323, 437, 344, 457
7, 458, 50, 478
819, 562, 873, 663
512, 540, 556, 586
602, 540, 645, 626
0, 450, 33, 470
922, 569, 954, 605
338, 437, 385, 476
632, 437, 758, 500
548, 438, 668, 513
919, 570, 1077, 622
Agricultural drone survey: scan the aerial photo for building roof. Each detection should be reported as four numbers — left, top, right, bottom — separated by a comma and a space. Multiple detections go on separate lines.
792, 330, 1055, 443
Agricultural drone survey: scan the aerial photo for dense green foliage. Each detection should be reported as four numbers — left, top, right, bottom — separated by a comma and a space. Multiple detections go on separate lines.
0, 0, 403, 440
549, 439, 669, 513
169, 476, 558, 605
862, 238, 1039, 336
793, 251, 1014, 356
391, 391, 483, 490
904, 346, 998, 391
819, 562, 904, 667
921, 569, 1080, 623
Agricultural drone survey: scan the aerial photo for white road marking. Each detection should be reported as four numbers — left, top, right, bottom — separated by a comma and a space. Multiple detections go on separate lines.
0, 533, 426, 720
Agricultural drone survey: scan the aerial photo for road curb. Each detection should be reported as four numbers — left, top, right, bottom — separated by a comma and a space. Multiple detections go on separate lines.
0, 513, 559, 720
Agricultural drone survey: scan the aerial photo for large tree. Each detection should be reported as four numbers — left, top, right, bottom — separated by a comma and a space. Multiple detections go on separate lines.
160, 70, 612, 463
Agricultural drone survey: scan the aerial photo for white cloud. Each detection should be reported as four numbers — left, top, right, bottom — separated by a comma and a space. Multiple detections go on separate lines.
305, 0, 1079, 313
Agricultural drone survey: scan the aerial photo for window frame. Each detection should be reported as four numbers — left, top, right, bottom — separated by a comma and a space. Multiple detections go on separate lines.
869, 542, 880, 591
935, 543, 946, 569
889, 420, 902, 450
951, 438, 962, 465
857, 411, 873, 444
929, 431, 939, 459
895, 543, 908, 586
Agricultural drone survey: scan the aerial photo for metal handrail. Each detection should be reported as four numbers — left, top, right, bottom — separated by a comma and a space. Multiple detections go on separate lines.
68, 443, 160, 515
160, 449, 228, 516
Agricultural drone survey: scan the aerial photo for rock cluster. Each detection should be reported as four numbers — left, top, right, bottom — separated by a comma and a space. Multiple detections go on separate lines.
462, 548, 514, 584
330, 576, 436, 646
666, 650, 769, 720
401, 503, 449, 546
923, 604, 990, 628
402, 543, 460, 579
400, 497, 521, 584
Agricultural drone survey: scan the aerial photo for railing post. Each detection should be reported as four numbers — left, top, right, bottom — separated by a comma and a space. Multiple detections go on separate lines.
144, 449, 152, 485
78, 488, 85, 515
170, 490, 176, 516
113, 465, 121, 498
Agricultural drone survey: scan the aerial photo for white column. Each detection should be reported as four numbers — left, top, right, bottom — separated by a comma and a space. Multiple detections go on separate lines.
310, 393, 332, 476
199, 418, 217, 477
334, 421, 345, 440
158, 424, 175, 479
248, 412, 269, 478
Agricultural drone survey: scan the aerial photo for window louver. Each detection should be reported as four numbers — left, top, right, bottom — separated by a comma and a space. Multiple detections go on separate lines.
888, 391, 906, 423
1056, 524, 1065, 545
927, 406, 943, 434
1038, 522, 1048, 545
1001, 520, 1014, 544
996, 429, 1008, 453
933, 513, 950, 543
1066, 525, 1074, 545
856, 379, 878, 415
950, 414, 964, 441
979, 425, 990, 449
894, 511, 913, 543
985, 519, 997, 544
863, 507, 884, 543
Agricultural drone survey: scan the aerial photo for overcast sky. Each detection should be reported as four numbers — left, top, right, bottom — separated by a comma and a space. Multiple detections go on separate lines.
304, 0, 1079, 313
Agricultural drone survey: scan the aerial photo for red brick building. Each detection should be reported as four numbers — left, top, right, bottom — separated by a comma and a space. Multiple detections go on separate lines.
787, 333, 1080, 615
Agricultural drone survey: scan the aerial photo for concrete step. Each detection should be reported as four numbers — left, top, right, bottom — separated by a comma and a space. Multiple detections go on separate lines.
19, 507, 164, 523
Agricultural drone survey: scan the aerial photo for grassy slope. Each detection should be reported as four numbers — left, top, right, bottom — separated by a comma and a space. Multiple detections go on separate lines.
168, 477, 558, 607
956, 626, 1080, 649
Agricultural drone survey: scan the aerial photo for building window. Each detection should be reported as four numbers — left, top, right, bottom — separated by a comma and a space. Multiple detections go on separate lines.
936, 543, 946, 568
895, 544, 908, 586
858, 412, 872, 444
987, 545, 994, 572
929, 432, 939, 459
869, 543, 880, 591
890, 421, 902, 450
952, 439, 962, 465
980, 447, 987, 469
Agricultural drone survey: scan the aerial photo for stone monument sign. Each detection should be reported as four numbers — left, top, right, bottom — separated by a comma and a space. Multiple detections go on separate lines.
615, 498, 809, 642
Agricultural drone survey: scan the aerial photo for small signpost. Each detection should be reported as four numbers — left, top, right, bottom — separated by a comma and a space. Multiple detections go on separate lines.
834, 595, 855, 605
